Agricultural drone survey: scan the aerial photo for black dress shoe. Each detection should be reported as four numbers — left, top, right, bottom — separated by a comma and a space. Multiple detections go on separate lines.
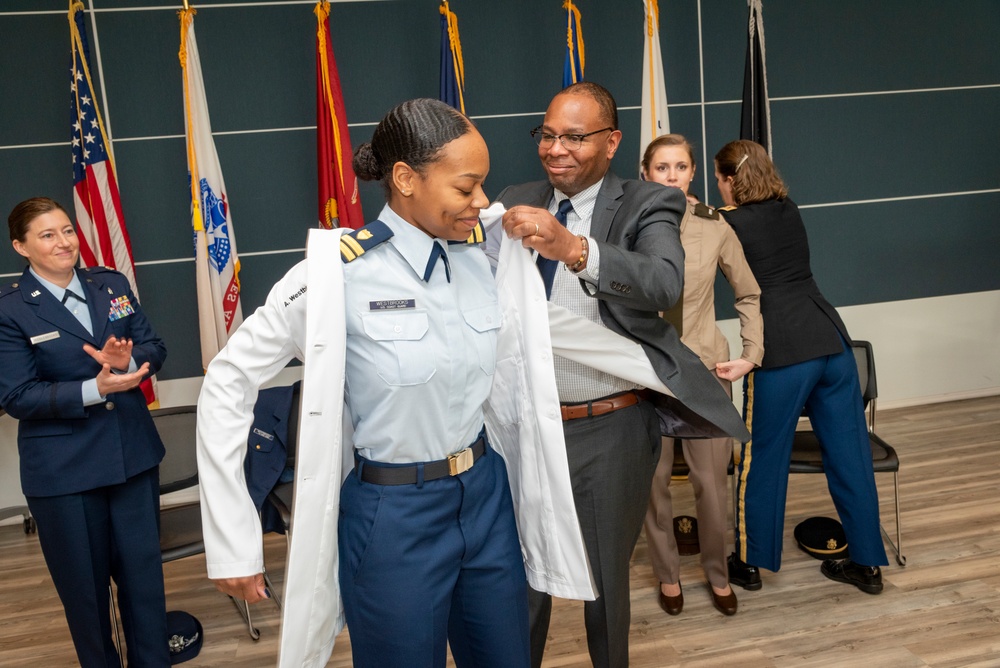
727, 553, 762, 591
711, 587, 738, 616
821, 559, 883, 594
658, 582, 683, 615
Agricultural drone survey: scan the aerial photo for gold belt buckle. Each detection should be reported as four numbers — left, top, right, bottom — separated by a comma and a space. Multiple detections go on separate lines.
448, 447, 474, 476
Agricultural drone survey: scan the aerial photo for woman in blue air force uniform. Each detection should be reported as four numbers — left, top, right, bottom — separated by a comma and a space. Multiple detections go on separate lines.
0, 197, 169, 667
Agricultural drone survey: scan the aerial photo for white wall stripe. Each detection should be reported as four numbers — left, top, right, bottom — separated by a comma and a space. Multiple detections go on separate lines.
0, 246, 307, 279
6, 188, 997, 281
6, 80, 996, 152
9, 78, 1000, 151
799, 188, 1000, 210
85, 0, 114, 148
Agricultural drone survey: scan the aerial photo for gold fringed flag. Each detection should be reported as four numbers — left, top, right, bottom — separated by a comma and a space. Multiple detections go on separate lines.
315, 1, 363, 229
639, 0, 669, 172
439, 0, 465, 113
179, 7, 244, 370
562, 1, 584, 87
69, 1, 157, 406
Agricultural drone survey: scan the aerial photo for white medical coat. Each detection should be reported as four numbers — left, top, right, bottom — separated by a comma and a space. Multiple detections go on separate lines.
197, 228, 623, 667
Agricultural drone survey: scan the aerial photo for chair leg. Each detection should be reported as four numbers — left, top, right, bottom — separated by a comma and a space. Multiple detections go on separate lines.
228, 595, 261, 641
880, 471, 906, 566
262, 567, 282, 611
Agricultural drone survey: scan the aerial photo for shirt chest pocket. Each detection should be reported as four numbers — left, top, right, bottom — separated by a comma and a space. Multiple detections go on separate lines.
361, 311, 435, 386
462, 303, 502, 376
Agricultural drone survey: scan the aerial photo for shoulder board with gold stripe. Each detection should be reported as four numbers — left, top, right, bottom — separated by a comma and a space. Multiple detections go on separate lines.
693, 202, 720, 220
717, 205, 738, 212
340, 221, 393, 263
449, 220, 485, 246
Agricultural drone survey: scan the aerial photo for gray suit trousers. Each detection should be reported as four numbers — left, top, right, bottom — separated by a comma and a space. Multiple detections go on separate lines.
528, 399, 661, 668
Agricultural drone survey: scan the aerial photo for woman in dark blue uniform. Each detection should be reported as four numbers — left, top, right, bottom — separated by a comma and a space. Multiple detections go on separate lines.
713, 141, 889, 595
0, 198, 169, 666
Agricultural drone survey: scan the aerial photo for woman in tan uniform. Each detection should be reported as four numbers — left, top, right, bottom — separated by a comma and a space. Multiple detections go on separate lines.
641, 134, 763, 615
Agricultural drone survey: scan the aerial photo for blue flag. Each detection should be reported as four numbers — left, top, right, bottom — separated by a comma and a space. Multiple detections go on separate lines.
563, 1, 585, 87
439, 1, 465, 113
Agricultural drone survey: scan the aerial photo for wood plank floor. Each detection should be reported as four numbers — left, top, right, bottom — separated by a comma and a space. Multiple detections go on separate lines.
2, 395, 998, 667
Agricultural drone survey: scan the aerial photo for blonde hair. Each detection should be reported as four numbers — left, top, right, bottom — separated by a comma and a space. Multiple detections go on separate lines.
714, 140, 787, 205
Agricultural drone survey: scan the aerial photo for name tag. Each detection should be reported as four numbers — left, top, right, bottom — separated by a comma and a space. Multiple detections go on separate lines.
369, 299, 416, 311
252, 427, 275, 441
108, 295, 135, 321
30, 331, 61, 345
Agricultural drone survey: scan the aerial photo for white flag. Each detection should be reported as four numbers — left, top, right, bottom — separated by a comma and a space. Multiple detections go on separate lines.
180, 9, 243, 371
640, 0, 670, 173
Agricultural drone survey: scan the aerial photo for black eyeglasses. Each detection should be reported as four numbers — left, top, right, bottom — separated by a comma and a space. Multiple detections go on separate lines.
530, 126, 614, 151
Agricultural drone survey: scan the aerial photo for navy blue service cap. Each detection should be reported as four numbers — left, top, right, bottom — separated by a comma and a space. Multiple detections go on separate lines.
167, 610, 203, 664
794, 516, 849, 560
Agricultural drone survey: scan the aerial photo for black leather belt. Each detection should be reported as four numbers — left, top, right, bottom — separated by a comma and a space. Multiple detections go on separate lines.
359, 435, 486, 486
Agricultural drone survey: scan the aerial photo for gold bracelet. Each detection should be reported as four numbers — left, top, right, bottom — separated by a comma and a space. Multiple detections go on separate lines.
567, 235, 589, 272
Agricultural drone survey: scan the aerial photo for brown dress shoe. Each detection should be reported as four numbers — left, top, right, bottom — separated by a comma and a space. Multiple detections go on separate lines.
658, 582, 683, 615
711, 587, 738, 616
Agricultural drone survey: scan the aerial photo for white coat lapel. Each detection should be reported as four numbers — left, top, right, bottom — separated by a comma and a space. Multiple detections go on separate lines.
278, 228, 348, 668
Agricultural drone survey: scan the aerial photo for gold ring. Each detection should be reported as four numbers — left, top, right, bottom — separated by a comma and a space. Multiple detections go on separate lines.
534, 223, 540, 236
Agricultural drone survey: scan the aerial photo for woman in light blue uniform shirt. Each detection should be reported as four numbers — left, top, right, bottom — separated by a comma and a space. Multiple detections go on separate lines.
201, 98, 528, 668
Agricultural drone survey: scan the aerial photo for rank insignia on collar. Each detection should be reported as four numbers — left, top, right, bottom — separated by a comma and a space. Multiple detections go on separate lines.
693, 202, 720, 220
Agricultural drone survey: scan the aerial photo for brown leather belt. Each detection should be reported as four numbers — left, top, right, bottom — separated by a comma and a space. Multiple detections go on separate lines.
359, 435, 486, 486
560, 389, 651, 421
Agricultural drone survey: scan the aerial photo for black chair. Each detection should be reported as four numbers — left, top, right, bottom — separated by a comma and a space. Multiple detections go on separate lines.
153, 405, 278, 640
789, 340, 906, 566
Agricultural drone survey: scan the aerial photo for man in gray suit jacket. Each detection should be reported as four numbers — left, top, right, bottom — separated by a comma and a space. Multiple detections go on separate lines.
491, 82, 748, 668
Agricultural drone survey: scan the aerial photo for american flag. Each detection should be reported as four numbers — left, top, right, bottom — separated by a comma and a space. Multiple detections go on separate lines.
70, 4, 156, 405
69, 4, 138, 294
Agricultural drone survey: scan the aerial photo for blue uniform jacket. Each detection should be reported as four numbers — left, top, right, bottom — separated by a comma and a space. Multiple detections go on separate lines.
0, 266, 166, 497
244, 381, 298, 533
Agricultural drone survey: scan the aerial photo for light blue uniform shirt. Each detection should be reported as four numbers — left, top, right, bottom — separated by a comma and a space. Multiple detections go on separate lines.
343, 205, 501, 463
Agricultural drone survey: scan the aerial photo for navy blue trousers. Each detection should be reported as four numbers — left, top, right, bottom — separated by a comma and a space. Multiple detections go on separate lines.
26, 466, 169, 668
339, 441, 530, 668
735, 339, 888, 571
